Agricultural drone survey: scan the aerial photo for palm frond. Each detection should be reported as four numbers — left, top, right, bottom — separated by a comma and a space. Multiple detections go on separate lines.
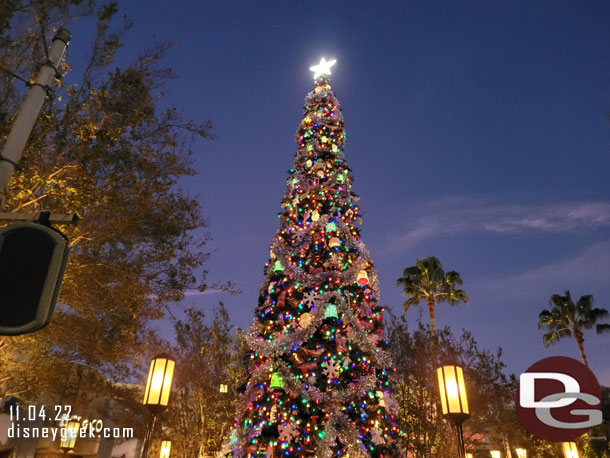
596, 323, 610, 334
403, 296, 423, 313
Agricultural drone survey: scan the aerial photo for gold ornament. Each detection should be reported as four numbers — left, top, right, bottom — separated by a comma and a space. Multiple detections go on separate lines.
329, 237, 341, 248
311, 211, 320, 222
299, 313, 312, 328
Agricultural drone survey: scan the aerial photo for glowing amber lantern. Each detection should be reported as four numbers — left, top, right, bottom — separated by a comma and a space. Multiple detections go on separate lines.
490, 451, 501, 458
562, 442, 579, 458
437, 365, 469, 422
60, 418, 80, 453
159, 440, 171, 458
515, 449, 527, 458
143, 354, 175, 412
437, 364, 469, 458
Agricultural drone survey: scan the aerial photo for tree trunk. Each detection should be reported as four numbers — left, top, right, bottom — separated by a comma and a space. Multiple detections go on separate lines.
427, 297, 436, 337
574, 329, 589, 368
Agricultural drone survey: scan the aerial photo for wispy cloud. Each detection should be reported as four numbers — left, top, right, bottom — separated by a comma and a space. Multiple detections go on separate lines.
184, 288, 224, 296
388, 197, 610, 250
470, 239, 610, 303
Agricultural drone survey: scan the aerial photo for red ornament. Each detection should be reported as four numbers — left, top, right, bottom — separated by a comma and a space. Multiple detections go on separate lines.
277, 290, 286, 308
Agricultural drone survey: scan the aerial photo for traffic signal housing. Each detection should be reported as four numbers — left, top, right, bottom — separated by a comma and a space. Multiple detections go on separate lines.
0, 223, 69, 335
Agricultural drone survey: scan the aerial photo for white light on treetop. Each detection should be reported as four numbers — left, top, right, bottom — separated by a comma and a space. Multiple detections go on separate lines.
310, 57, 336, 79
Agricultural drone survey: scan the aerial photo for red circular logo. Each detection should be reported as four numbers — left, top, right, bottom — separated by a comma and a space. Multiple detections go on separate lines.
516, 356, 602, 441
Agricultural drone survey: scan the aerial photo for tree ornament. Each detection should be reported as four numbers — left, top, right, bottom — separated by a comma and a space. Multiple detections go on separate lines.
336, 173, 345, 184
268, 281, 276, 294
299, 312, 312, 328
321, 136, 328, 143
278, 422, 299, 442
302, 291, 317, 306
277, 290, 286, 308
376, 391, 386, 407
322, 360, 340, 380
311, 210, 320, 221
273, 260, 284, 272
325, 221, 337, 232
306, 160, 313, 168
328, 237, 341, 248
324, 303, 339, 319
270, 249, 276, 260
370, 424, 385, 445
332, 144, 338, 152
336, 334, 348, 352
316, 169, 324, 178
357, 270, 369, 285
270, 372, 284, 389
298, 361, 317, 374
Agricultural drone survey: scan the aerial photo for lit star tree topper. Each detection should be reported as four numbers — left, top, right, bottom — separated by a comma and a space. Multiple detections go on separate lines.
309, 57, 337, 79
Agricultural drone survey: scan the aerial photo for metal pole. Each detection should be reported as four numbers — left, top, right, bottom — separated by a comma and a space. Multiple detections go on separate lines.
455, 422, 466, 458
140, 412, 157, 458
0, 28, 71, 204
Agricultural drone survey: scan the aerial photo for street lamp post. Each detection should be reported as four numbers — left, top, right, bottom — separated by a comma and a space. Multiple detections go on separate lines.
159, 440, 171, 458
59, 419, 80, 457
140, 354, 175, 458
437, 365, 470, 458
562, 442, 580, 458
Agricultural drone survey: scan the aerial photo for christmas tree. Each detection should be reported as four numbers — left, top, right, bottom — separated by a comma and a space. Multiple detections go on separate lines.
226, 59, 403, 458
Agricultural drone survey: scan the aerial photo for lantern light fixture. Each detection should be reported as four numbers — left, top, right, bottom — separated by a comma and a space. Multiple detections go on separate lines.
160, 440, 171, 458
490, 451, 501, 458
143, 353, 175, 411
60, 418, 80, 454
437, 364, 470, 458
141, 354, 175, 458
437, 365, 469, 421
562, 442, 579, 458
516, 448, 527, 458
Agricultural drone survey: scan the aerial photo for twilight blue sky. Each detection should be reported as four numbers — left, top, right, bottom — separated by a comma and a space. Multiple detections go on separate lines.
65, 1, 610, 383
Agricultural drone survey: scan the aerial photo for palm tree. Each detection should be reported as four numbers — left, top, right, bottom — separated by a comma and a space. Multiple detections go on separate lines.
396, 256, 469, 337
538, 291, 610, 368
